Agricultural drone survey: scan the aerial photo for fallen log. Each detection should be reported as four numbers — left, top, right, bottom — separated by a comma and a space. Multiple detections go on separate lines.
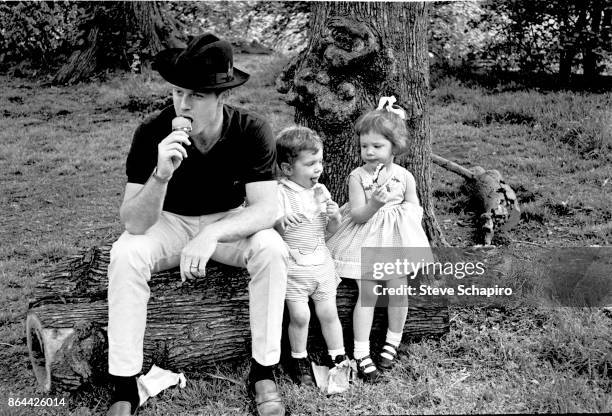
431, 153, 521, 245
26, 245, 449, 393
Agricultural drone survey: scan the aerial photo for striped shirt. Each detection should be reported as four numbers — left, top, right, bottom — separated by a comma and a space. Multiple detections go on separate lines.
278, 178, 339, 302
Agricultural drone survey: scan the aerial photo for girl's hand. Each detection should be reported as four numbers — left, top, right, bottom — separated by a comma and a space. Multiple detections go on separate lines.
326, 200, 341, 222
283, 212, 303, 229
371, 185, 390, 205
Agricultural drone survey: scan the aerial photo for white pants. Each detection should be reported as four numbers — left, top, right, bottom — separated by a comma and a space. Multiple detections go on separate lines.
107, 210, 288, 376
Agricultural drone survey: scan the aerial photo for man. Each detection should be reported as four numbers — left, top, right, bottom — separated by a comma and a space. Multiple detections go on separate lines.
106, 33, 287, 416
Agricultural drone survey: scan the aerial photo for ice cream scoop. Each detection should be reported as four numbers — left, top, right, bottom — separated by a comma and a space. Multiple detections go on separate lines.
172, 116, 192, 133
313, 184, 331, 216
313, 184, 329, 204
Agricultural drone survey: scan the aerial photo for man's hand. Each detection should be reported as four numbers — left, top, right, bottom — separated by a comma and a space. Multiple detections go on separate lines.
156, 131, 190, 179
180, 233, 218, 282
282, 212, 303, 229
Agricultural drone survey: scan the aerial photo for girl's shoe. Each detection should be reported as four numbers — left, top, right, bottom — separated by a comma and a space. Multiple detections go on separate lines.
378, 342, 398, 370
355, 355, 381, 383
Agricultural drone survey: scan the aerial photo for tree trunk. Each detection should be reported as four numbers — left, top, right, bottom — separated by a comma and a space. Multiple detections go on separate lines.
558, 6, 575, 86
128, 1, 186, 51
559, 50, 574, 86
559, 3, 590, 86
582, 0, 604, 81
277, 1, 447, 246
53, 5, 105, 85
26, 245, 449, 393
54, 1, 184, 84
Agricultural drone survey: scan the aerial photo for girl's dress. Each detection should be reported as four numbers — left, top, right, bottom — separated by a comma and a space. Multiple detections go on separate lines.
326, 163, 433, 280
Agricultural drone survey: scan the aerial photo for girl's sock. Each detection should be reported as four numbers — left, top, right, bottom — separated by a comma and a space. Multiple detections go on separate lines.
381, 329, 403, 361
328, 347, 346, 361
385, 329, 403, 348
353, 340, 370, 360
291, 350, 308, 359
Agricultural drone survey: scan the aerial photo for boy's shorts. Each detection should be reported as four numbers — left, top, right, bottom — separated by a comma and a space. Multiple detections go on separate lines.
285, 247, 341, 303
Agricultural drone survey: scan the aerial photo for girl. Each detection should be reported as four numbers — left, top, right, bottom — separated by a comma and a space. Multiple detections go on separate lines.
326, 96, 433, 382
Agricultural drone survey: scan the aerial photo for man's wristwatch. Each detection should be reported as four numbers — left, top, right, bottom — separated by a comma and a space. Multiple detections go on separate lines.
151, 167, 172, 183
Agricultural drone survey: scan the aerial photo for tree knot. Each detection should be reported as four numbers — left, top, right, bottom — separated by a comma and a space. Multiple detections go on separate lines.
322, 17, 379, 68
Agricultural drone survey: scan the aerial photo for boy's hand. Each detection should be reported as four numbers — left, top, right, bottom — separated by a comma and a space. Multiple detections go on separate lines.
326, 199, 341, 222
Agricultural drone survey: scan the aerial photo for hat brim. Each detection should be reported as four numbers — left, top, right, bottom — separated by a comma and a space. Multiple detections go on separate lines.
154, 48, 250, 92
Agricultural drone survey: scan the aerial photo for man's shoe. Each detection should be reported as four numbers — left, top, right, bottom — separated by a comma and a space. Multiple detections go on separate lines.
249, 379, 285, 416
290, 357, 315, 386
106, 400, 138, 416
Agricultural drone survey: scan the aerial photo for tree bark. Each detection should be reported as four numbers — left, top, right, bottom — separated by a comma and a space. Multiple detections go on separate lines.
26, 245, 449, 393
277, 1, 447, 246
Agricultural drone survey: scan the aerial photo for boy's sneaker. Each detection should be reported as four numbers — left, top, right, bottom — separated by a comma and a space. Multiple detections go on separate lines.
290, 357, 315, 386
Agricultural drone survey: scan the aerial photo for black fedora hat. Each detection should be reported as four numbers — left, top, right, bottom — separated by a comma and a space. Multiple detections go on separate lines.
153, 33, 249, 92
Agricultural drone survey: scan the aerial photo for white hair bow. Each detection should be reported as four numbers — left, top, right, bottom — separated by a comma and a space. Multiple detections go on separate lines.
376, 96, 406, 120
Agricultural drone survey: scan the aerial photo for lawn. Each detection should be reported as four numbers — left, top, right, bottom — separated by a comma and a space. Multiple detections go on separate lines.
0, 53, 610, 415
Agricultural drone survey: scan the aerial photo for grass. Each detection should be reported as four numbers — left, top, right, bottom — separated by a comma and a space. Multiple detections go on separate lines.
0, 53, 611, 415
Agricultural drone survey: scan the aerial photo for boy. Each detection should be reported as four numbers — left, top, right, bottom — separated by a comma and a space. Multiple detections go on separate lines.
275, 126, 347, 385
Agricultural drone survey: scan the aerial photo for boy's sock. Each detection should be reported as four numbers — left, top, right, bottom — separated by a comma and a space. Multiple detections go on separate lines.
291, 350, 308, 359
328, 347, 346, 362
110, 374, 140, 412
385, 329, 403, 348
353, 340, 370, 360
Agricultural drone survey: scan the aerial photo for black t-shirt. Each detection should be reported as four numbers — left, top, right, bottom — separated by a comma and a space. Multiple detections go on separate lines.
125, 105, 277, 216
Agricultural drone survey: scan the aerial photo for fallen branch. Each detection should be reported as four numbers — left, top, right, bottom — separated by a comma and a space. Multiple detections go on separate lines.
431, 153, 521, 245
